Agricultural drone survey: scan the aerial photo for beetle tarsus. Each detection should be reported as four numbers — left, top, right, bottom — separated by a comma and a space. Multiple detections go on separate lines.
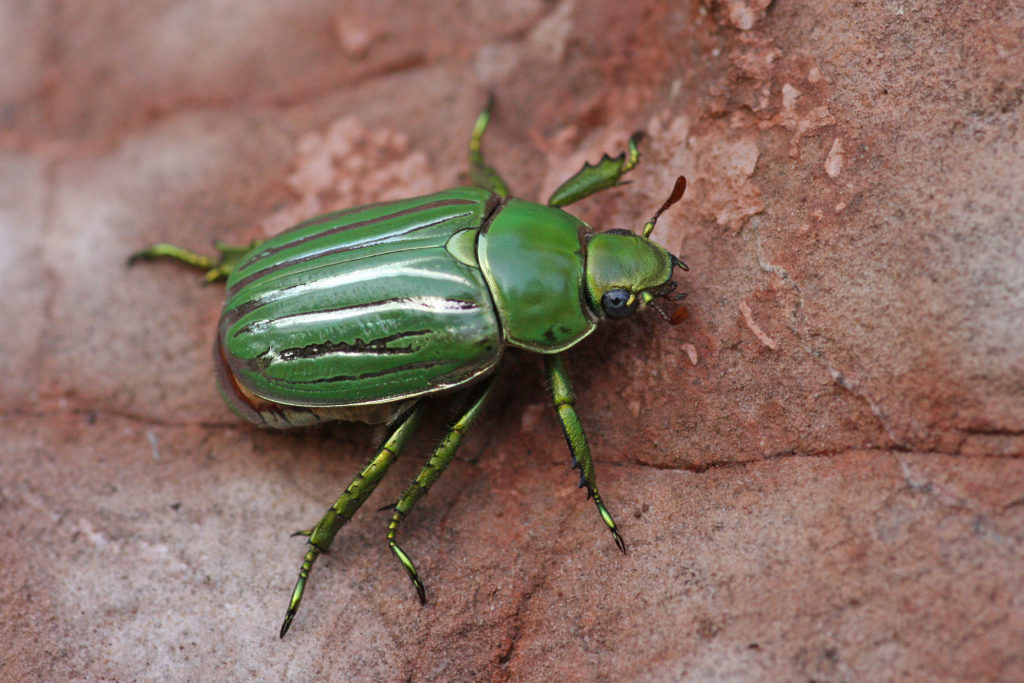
279, 543, 320, 638
544, 353, 630, 555
389, 540, 427, 605
280, 613, 295, 639
595, 498, 627, 554
611, 527, 628, 555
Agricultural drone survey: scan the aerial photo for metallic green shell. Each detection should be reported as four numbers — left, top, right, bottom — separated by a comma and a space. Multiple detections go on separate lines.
477, 199, 597, 352
219, 187, 504, 408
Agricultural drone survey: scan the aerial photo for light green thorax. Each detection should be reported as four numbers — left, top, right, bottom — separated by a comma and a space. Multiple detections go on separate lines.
584, 232, 675, 314
477, 199, 597, 353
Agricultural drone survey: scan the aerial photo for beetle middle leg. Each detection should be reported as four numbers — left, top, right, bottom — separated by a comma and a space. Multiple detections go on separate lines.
544, 353, 627, 554
280, 403, 424, 638
386, 376, 496, 603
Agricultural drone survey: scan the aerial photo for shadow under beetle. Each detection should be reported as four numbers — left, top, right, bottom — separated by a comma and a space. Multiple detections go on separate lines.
131, 100, 689, 637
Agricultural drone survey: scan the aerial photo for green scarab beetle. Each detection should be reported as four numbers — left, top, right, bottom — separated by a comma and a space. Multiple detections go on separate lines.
131, 101, 688, 637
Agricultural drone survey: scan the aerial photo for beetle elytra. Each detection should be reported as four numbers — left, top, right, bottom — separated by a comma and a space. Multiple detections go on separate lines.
131, 101, 688, 637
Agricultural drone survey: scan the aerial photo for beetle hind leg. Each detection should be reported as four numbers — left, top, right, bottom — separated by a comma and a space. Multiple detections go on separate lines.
279, 403, 424, 638
544, 353, 627, 554
386, 377, 496, 603
468, 96, 510, 199
128, 239, 261, 282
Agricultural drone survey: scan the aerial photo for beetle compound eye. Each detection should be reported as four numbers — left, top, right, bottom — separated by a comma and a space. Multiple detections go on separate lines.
601, 289, 635, 319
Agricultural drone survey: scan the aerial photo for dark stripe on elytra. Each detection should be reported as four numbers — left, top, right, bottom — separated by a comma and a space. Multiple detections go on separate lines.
228, 198, 478, 298
220, 245, 440, 332
276, 329, 432, 361
264, 358, 456, 386
231, 296, 480, 339
232, 201, 395, 273
242, 197, 476, 266
227, 218, 457, 301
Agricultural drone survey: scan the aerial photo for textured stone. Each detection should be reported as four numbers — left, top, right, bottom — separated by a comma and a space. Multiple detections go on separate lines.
2, 1, 1021, 680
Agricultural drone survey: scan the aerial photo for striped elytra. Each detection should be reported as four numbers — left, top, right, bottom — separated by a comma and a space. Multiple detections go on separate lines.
217, 188, 506, 416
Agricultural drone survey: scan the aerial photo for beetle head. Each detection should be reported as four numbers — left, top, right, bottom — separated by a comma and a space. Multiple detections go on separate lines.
583, 176, 688, 322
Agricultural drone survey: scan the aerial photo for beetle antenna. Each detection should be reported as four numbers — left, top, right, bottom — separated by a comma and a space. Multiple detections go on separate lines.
641, 175, 686, 238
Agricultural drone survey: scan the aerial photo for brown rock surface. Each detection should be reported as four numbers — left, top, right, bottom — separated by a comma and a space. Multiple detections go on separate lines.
2, 1, 1022, 680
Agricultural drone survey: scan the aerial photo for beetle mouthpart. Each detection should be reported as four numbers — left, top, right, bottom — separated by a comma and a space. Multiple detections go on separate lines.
649, 301, 673, 323
644, 282, 689, 325
652, 280, 685, 301
663, 281, 687, 302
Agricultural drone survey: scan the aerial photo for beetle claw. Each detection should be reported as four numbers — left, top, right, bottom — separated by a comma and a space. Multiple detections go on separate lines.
280, 612, 295, 639
612, 528, 627, 555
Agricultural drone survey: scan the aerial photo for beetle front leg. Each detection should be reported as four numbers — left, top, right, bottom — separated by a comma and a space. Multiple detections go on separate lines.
544, 353, 627, 554
280, 403, 424, 638
546, 134, 641, 208
386, 377, 496, 603
128, 239, 262, 282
